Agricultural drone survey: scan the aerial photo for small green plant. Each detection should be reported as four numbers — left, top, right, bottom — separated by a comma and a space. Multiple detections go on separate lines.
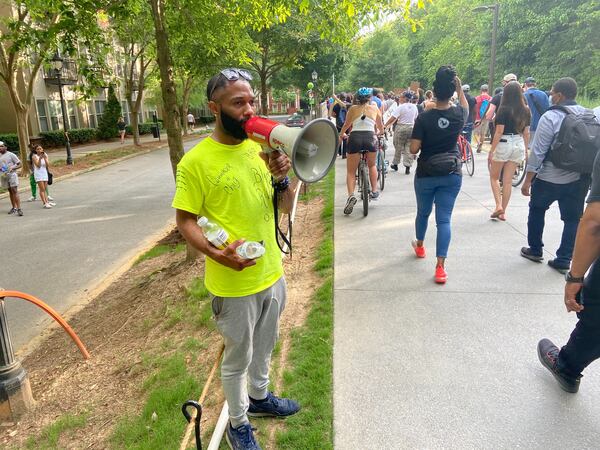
25, 413, 88, 449
135, 243, 185, 265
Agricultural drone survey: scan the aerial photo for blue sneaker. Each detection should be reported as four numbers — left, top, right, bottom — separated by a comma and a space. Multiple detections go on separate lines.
248, 392, 301, 418
226, 422, 261, 450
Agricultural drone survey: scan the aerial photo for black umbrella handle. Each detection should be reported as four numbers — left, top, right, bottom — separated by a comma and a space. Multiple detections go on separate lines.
182, 400, 203, 450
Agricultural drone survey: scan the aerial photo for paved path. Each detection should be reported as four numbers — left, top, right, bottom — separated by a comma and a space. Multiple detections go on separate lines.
333, 147, 600, 448
1, 137, 203, 352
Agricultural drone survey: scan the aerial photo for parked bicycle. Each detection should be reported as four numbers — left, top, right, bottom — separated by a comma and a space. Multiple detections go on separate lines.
457, 131, 474, 176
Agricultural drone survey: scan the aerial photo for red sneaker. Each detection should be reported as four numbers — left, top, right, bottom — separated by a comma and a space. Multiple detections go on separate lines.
411, 240, 426, 258
435, 265, 447, 284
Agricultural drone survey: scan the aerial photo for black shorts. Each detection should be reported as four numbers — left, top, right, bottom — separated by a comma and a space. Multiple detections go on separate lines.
347, 131, 377, 154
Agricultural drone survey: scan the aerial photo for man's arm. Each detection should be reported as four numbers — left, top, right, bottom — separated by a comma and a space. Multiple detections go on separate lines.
410, 138, 421, 155
260, 150, 294, 213
564, 202, 600, 312
176, 209, 256, 271
521, 113, 556, 196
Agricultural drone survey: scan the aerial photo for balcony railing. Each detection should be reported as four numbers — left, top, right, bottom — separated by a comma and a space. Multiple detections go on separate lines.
43, 59, 78, 86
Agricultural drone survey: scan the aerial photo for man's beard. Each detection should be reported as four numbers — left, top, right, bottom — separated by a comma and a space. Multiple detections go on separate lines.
221, 110, 248, 140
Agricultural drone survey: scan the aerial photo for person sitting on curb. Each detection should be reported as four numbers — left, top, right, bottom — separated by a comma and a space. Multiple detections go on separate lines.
172, 68, 300, 450
537, 148, 600, 394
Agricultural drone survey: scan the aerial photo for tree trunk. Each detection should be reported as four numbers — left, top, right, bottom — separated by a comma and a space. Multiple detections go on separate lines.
260, 73, 268, 116
149, 0, 184, 180
15, 107, 31, 175
129, 101, 141, 146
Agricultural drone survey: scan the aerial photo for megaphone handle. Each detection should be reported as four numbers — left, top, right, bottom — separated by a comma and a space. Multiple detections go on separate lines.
272, 176, 292, 256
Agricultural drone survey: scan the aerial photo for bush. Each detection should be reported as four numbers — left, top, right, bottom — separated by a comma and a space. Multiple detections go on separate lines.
125, 122, 163, 135
96, 85, 122, 140
40, 128, 97, 147
196, 116, 215, 125
0, 133, 20, 153
39, 130, 66, 147
69, 128, 97, 144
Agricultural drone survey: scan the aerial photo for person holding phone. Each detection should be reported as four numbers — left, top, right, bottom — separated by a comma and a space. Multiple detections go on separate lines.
32, 145, 54, 209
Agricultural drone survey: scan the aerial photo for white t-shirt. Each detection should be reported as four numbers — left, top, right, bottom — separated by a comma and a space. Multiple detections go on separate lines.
391, 103, 419, 125
187, 113, 194, 123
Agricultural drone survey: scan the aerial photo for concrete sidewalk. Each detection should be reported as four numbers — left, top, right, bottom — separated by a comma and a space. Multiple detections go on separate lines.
333, 149, 600, 448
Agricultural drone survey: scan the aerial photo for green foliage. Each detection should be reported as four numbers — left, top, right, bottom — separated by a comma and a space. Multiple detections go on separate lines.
39, 128, 97, 147
0, 134, 20, 154
340, 0, 600, 96
96, 86, 122, 140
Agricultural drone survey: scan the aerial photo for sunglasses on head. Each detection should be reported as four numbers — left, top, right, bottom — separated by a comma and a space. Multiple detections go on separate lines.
209, 68, 253, 101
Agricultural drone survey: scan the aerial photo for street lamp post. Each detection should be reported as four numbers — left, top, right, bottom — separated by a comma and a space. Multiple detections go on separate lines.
50, 52, 73, 165
473, 4, 499, 91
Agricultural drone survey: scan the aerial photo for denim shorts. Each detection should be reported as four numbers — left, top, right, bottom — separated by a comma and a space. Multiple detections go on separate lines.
493, 134, 525, 163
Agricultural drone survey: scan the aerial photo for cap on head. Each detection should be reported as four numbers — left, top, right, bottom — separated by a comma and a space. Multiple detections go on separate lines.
524, 77, 536, 85
401, 91, 413, 100
461, 84, 470, 92
503, 73, 517, 83
480, 84, 489, 91
0, 141, 5, 146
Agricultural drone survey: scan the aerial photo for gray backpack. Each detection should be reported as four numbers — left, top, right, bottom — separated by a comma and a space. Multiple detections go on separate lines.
548, 105, 600, 173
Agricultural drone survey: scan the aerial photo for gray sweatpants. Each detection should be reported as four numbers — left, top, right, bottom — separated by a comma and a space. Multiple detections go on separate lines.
211, 277, 286, 427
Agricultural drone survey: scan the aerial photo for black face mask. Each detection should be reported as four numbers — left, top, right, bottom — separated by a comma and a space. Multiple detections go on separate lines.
220, 109, 248, 140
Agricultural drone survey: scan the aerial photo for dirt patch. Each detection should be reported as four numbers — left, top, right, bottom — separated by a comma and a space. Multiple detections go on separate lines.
1, 189, 325, 450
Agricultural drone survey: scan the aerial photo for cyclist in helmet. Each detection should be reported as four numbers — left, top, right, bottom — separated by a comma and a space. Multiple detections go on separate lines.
339, 87, 385, 215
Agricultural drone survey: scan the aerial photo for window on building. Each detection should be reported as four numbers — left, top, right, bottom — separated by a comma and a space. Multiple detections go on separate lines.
87, 102, 96, 128
120, 101, 130, 125
36, 100, 49, 132
94, 100, 106, 127
48, 100, 62, 131
68, 100, 78, 129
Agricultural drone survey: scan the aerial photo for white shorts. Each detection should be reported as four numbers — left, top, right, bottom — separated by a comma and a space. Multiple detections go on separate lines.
493, 135, 525, 163
0, 172, 18, 188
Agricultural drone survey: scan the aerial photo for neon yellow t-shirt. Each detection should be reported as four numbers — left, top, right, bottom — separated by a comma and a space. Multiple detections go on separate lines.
172, 137, 283, 297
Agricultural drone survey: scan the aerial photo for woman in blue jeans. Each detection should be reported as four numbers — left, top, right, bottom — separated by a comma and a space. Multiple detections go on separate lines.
409, 66, 469, 283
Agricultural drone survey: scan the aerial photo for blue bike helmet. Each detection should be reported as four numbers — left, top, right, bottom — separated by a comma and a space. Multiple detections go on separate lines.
357, 87, 372, 97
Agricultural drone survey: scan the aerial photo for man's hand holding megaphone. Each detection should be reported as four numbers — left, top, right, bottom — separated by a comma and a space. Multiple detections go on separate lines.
259, 150, 291, 182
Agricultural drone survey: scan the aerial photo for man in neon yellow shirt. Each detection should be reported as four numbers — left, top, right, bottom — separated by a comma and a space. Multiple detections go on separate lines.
172, 68, 299, 450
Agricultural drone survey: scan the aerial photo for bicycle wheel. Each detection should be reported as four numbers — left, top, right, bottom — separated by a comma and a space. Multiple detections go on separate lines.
465, 141, 475, 176
512, 162, 526, 187
378, 151, 385, 191
361, 162, 369, 216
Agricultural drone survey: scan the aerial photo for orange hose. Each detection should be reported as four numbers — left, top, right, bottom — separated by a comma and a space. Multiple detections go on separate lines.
0, 290, 90, 359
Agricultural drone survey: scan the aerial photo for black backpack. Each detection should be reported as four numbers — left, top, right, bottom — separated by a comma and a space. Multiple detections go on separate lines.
548, 105, 600, 174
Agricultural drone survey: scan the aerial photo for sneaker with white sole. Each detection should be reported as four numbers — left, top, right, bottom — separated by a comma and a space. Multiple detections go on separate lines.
27, 196, 36, 202
344, 194, 357, 215
225, 422, 261, 450
43, 203, 53, 209
47, 196, 54, 201
7, 208, 16, 215
47, 201, 56, 206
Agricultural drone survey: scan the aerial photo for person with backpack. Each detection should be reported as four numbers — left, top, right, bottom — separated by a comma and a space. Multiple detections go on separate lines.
520, 77, 600, 274
523, 77, 550, 146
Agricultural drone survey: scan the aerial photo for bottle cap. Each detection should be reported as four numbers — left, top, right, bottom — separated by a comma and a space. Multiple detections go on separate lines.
197, 216, 208, 226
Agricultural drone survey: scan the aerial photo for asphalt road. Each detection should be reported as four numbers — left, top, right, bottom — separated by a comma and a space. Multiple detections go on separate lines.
1, 138, 203, 352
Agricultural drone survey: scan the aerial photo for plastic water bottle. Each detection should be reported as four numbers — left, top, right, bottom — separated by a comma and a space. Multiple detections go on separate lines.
236, 241, 266, 259
197, 216, 232, 249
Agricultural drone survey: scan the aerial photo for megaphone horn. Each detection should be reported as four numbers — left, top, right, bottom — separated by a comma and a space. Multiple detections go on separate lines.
244, 116, 339, 183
